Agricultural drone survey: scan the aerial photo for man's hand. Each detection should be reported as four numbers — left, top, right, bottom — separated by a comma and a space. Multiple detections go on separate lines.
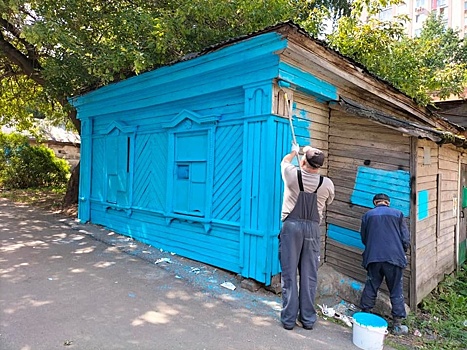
291, 142, 300, 155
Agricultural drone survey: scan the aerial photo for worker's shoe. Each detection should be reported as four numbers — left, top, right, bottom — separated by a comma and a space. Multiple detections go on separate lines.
392, 325, 409, 335
392, 317, 408, 335
297, 316, 314, 330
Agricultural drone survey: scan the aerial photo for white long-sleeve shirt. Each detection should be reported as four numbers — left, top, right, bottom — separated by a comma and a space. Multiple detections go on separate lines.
280, 160, 335, 223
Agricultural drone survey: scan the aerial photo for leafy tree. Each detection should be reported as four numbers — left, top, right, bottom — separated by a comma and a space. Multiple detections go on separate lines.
327, 0, 467, 105
0, 131, 70, 189
0, 0, 335, 205
2, 0, 465, 206
0, 0, 346, 130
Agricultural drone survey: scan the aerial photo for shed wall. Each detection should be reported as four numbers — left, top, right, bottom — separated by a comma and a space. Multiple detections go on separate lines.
415, 140, 459, 303
327, 110, 412, 298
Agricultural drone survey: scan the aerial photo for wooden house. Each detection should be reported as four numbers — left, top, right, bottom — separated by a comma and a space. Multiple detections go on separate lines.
71, 22, 467, 308
1, 122, 80, 169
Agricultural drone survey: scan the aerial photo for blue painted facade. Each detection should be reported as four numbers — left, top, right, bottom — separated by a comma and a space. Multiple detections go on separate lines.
71, 29, 338, 285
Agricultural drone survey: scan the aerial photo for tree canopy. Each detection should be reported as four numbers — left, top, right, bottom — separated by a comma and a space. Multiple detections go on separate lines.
2, 0, 466, 206
327, 1, 467, 105
1, 0, 466, 135
0, 0, 329, 132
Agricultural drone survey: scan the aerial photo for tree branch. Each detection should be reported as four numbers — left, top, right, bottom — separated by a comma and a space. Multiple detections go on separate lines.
0, 18, 40, 64
0, 30, 45, 85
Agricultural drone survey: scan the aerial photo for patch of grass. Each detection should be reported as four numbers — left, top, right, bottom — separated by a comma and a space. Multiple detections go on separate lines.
389, 264, 467, 350
0, 186, 67, 212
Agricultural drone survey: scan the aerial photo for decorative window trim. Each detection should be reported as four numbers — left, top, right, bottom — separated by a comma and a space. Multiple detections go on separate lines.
162, 109, 219, 129
101, 120, 137, 135
164, 110, 218, 232
101, 120, 136, 208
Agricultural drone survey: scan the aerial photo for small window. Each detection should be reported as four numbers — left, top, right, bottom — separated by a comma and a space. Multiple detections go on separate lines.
415, 0, 426, 7
379, 8, 392, 21
177, 164, 189, 180
397, 4, 407, 15
437, 0, 447, 7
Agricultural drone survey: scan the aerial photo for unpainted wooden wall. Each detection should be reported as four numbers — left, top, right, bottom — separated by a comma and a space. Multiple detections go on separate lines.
326, 110, 412, 299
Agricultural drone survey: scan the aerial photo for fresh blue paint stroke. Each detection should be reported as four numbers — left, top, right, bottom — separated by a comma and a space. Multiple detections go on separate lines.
278, 62, 338, 101
328, 224, 364, 250
418, 190, 429, 221
351, 166, 411, 216
277, 80, 291, 88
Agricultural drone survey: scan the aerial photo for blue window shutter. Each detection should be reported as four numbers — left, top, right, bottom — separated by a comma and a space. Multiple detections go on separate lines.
106, 135, 130, 206
173, 132, 208, 217
190, 162, 206, 214
106, 136, 118, 203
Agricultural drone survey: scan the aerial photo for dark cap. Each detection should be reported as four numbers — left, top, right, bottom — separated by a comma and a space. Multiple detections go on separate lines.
373, 193, 390, 204
305, 147, 324, 168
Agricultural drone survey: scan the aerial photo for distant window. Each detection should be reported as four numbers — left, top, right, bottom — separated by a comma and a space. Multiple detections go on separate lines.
397, 4, 407, 15
379, 8, 392, 21
416, 0, 426, 7
437, 0, 447, 7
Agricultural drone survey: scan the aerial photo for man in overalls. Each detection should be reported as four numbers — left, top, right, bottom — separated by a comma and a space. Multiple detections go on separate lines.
279, 144, 335, 330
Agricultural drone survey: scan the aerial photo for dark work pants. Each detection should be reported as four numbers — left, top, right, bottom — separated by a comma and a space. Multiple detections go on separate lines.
279, 218, 320, 328
360, 262, 406, 318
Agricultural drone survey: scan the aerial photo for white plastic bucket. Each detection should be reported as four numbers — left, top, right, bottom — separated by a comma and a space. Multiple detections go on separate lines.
352, 312, 388, 350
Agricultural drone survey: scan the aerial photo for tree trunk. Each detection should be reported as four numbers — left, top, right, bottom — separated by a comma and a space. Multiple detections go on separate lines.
62, 108, 81, 210
62, 162, 80, 209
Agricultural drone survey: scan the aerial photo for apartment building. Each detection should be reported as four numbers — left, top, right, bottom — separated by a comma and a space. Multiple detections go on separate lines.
377, 0, 467, 38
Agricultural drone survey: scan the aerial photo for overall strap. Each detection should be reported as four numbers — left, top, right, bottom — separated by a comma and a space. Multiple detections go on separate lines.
314, 175, 324, 193
297, 169, 304, 192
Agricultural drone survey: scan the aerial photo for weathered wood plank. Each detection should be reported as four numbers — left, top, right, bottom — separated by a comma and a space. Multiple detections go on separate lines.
329, 155, 409, 171
327, 214, 361, 232
329, 136, 410, 153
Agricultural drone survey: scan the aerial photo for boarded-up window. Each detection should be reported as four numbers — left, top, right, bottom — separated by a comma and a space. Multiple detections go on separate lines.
173, 132, 207, 217
106, 134, 130, 206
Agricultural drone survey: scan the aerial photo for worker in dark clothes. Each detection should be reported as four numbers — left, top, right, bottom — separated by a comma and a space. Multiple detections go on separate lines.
359, 193, 410, 335
279, 143, 334, 330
